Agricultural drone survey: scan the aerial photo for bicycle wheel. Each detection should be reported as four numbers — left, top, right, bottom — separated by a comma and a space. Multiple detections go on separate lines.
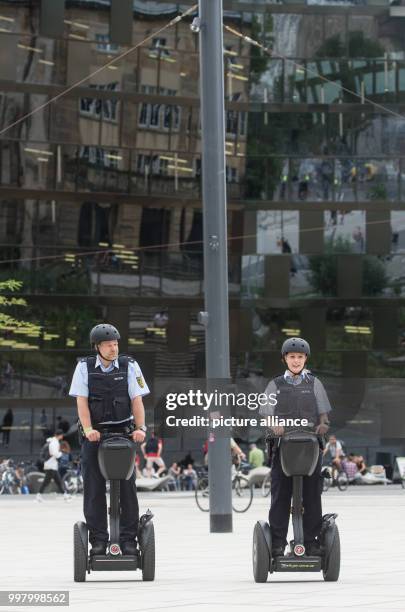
195, 476, 210, 512
337, 472, 348, 491
261, 472, 271, 498
63, 474, 78, 495
232, 475, 253, 513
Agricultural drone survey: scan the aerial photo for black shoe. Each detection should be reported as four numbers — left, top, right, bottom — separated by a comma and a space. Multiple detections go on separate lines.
271, 546, 285, 558
90, 542, 106, 556
305, 541, 321, 556
121, 540, 137, 556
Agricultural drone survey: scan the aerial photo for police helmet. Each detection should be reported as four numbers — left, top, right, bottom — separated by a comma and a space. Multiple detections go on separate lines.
281, 337, 310, 357
89, 324, 120, 347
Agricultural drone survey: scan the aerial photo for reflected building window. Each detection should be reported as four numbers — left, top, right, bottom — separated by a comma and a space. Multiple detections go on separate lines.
79, 146, 119, 169
79, 82, 119, 121
95, 34, 119, 54
138, 85, 180, 130
226, 166, 239, 183
226, 94, 246, 136
136, 154, 168, 176
78, 201, 113, 247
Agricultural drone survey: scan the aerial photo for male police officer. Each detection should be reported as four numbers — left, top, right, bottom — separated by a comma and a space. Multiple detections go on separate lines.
69, 323, 149, 556
259, 337, 331, 558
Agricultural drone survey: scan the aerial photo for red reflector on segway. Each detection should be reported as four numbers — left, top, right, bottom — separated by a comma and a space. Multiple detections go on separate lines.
109, 544, 121, 556
294, 544, 305, 556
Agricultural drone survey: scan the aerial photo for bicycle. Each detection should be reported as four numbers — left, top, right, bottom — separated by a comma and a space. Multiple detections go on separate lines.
261, 470, 271, 497
322, 464, 348, 492
0, 461, 22, 494
195, 464, 254, 513
62, 461, 83, 495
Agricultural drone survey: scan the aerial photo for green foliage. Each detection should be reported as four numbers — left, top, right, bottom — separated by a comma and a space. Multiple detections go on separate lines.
0, 279, 33, 331
316, 31, 385, 59
249, 14, 274, 85
367, 183, 387, 200
308, 237, 388, 296
0, 264, 90, 295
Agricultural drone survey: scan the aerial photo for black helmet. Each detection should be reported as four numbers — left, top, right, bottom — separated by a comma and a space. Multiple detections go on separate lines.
89, 324, 120, 347
281, 337, 310, 357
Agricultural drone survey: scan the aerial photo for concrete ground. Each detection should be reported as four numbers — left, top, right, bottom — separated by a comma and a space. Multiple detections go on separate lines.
1, 487, 404, 612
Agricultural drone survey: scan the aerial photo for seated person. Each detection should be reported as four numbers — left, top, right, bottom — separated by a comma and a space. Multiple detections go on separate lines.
353, 454, 367, 475
341, 454, 361, 482
323, 434, 344, 471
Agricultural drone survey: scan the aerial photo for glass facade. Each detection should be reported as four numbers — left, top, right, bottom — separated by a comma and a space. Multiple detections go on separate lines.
0, 1, 404, 464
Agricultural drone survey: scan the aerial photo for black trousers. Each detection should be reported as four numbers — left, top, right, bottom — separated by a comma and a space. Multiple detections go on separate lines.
269, 450, 323, 547
81, 438, 139, 546
39, 469, 64, 494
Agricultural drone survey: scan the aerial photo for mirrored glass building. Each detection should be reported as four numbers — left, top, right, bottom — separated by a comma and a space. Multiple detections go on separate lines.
0, 0, 404, 471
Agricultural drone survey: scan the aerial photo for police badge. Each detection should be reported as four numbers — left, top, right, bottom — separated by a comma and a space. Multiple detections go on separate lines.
136, 376, 144, 388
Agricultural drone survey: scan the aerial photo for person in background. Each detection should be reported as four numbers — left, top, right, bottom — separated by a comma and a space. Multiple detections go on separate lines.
323, 434, 344, 472
141, 431, 166, 477
168, 462, 181, 491
182, 464, 197, 491
1, 408, 13, 446
249, 443, 265, 468
58, 440, 72, 478
36, 429, 71, 502
230, 438, 246, 467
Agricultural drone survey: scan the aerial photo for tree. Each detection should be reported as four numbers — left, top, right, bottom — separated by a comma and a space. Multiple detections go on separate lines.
308, 237, 388, 296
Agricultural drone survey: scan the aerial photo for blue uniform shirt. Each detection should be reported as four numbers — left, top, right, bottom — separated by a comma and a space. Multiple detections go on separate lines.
69, 355, 150, 401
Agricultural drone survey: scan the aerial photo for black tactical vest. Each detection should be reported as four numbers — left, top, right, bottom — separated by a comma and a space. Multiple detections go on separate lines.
82, 355, 132, 427
273, 374, 319, 426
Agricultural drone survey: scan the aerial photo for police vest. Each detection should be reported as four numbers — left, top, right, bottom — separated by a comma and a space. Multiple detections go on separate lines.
273, 374, 318, 426
81, 355, 133, 427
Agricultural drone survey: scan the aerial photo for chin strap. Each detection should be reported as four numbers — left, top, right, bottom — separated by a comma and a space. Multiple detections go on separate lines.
96, 346, 116, 363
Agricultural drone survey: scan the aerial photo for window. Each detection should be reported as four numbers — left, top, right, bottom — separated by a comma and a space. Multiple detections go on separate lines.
150, 37, 171, 59
79, 146, 119, 169
95, 34, 119, 54
79, 83, 119, 122
136, 154, 168, 176
226, 166, 238, 183
226, 94, 246, 136
138, 85, 180, 130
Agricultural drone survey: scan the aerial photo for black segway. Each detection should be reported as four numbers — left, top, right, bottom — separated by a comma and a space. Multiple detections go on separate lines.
253, 430, 340, 582
74, 432, 155, 582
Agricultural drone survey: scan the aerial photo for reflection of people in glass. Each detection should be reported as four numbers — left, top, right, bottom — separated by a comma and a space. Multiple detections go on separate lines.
277, 237, 297, 276
298, 160, 312, 200
319, 150, 333, 201
1, 408, 13, 446
352, 226, 364, 252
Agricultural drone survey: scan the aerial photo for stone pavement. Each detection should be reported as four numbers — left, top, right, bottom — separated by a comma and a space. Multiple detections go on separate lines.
1, 487, 404, 612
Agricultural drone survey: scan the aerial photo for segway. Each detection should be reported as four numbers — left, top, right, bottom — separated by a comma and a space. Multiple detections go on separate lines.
73, 432, 155, 582
252, 430, 340, 582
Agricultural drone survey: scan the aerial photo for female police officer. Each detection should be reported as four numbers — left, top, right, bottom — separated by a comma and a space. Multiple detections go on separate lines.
259, 337, 331, 558
69, 324, 149, 556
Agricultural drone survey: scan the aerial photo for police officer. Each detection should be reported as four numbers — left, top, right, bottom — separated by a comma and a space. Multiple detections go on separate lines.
69, 323, 150, 556
259, 337, 331, 558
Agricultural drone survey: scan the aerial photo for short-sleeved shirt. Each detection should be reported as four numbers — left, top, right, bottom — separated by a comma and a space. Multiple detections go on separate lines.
259, 369, 332, 418
324, 440, 343, 458
69, 355, 150, 400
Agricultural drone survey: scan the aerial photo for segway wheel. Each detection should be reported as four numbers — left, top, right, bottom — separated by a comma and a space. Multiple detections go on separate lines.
252, 523, 270, 583
74, 522, 88, 582
323, 524, 340, 582
141, 523, 155, 582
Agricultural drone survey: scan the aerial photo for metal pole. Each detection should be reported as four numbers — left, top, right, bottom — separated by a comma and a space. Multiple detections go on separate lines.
198, 0, 232, 533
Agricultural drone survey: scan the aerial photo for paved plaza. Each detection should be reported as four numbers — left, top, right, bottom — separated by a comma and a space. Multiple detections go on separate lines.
1, 487, 404, 612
